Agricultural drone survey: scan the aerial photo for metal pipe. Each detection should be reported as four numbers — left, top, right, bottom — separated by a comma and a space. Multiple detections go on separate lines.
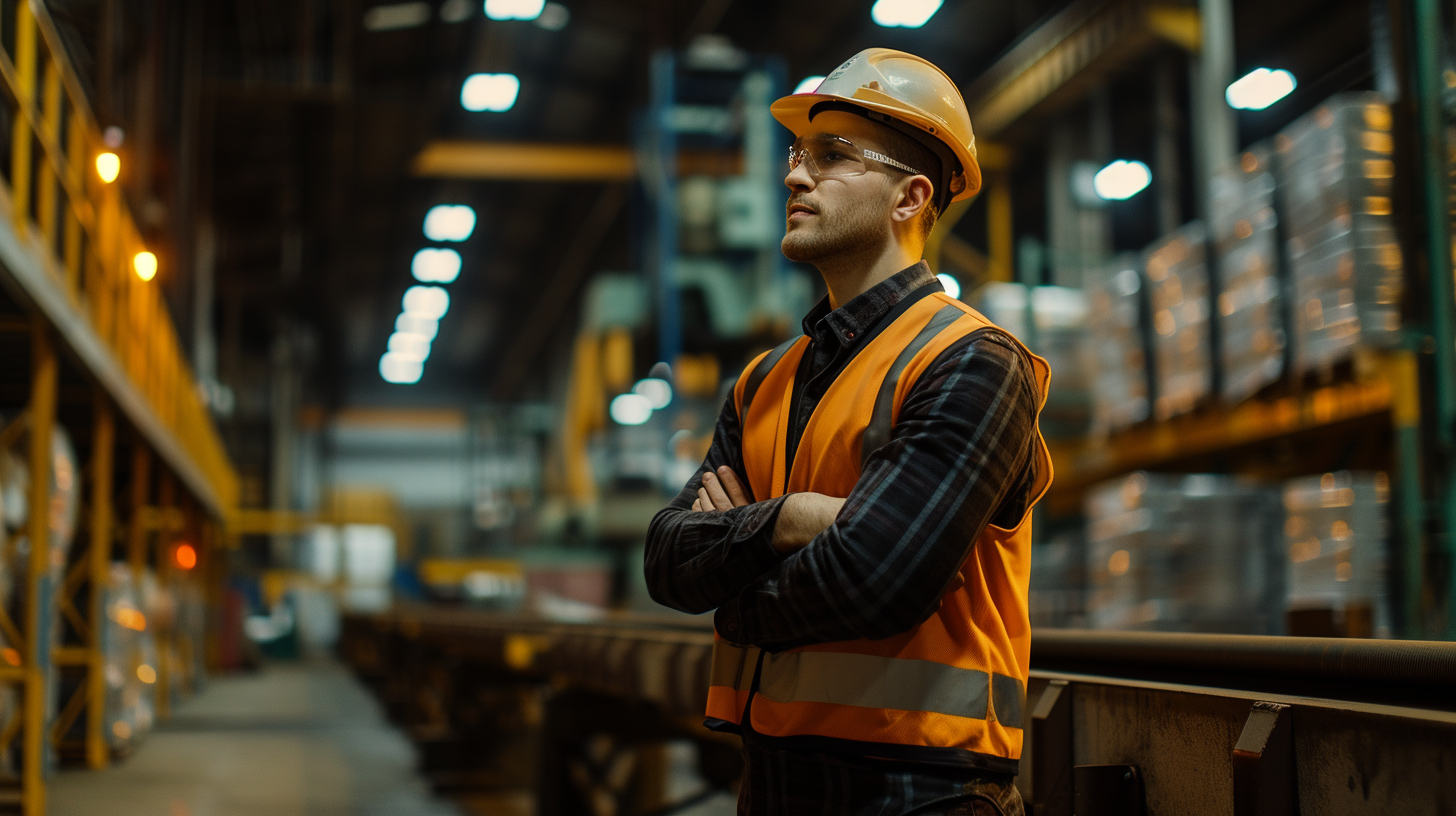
651, 50, 681, 367
1032, 628, 1456, 688
1411, 0, 1456, 638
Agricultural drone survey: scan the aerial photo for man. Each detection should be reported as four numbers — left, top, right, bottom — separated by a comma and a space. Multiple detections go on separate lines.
645, 48, 1052, 816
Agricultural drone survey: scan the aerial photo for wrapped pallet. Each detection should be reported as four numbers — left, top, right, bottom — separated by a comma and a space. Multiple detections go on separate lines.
0, 420, 78, 775
1283, 471, 1391, 637
1211, 145, 1285, 403
1085, 256, 1151, 434
975, 283, 1092, 438
103, 564, 157, 755
1142, 223, 1213, 420
1085, 472, 1285, 634
1029, 531, 1086, 628
1276, 93, 1403, 374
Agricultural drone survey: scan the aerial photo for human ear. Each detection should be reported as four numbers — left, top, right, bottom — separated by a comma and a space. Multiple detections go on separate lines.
890, 175, 933, 225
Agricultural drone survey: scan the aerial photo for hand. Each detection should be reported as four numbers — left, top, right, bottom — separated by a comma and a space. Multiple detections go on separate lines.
692, 466, 751, 513
771, 492, 847, 553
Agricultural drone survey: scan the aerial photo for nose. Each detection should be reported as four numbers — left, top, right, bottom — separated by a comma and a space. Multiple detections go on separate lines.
785, 156, 815, 193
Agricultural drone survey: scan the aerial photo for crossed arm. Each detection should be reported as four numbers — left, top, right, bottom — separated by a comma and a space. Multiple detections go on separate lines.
643, 333, 1038, 652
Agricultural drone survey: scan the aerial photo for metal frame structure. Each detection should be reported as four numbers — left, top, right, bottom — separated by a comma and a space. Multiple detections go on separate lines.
342, 607, 1456, 816
0, 3, 236, 813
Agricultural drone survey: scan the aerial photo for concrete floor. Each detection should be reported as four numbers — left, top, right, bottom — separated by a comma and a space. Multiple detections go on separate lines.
50, 660, 481, 816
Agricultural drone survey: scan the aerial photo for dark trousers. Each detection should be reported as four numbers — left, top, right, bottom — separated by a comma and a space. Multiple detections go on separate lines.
738, 742, 1025, 816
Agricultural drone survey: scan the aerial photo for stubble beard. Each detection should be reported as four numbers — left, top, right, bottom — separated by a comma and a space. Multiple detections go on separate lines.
781, 194, 888, 266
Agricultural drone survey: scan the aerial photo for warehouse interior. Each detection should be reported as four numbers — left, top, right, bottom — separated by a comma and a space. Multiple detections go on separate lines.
0, 0, 1454, 813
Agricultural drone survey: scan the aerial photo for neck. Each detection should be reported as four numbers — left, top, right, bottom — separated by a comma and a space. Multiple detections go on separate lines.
817, 239, 922, 310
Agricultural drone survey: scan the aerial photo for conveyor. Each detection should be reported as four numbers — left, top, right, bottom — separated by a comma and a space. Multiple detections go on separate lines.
342, 605, 1456, 816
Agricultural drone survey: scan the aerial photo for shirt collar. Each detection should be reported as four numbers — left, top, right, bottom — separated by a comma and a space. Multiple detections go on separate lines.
801, 260, 940, 346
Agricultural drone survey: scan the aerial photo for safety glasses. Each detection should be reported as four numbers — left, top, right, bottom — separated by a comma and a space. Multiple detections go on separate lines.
788, 133, 923, 179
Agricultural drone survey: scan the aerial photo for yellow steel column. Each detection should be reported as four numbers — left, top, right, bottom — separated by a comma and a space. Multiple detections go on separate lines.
10, 2, 36, 238
155, 473, 175, 719
986, 170, 1014, 283
36, 58, 60, 252
127, 443, 150, 584
85, 391, 113, 770
24, 319, 57, 816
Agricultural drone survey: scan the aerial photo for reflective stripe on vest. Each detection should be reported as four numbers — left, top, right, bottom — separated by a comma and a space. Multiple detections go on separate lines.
710, 290, 1054, 766
758, 652, 1026, 729
861, 303, 965, 468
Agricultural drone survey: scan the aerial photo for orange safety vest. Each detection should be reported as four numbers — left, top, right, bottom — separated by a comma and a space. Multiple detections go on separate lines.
705, 289, 1053, 772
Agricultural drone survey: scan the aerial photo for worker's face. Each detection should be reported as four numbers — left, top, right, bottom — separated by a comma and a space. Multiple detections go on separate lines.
781, 111, 904, 264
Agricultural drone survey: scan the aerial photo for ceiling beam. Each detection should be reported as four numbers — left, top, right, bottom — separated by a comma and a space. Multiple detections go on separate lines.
413, 140, 749, 181
963, 0, 1201, 139
413, 141, 637, 181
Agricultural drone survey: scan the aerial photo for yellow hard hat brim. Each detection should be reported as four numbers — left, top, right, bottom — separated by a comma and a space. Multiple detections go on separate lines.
771, 92, 982, 203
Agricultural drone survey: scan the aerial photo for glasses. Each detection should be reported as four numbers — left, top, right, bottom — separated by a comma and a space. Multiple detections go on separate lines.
788, 133, 923, 179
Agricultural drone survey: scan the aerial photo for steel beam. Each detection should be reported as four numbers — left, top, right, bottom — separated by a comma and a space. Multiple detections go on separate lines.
964, 0, 1202, 139
86, 390, 114, 769
24, 318, 56, 816
413, 141, 636, 181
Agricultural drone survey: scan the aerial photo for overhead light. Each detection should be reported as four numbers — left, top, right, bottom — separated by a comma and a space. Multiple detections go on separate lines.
793, 75, 825, 95
937, 273, 961, 300
423, 204, 476, 241
632, 378, 673, 410
96, 152, 120, 183
388, 331, 432, 361
380, 353, 424, 384
412, 248, 462, 283
396, 311, 440, 340
402, 285, 450, 318
610, 393, 653, 425
534, 2, 569, 29
1226, 68, 1297, 111
461, 73, 520, 112
871, 0, 943, 28
133, 251, 157, 281
1092, 160, 1152, 201
439, 0, 473, 22
484, 0, 544, 20
363, 2, 431, 31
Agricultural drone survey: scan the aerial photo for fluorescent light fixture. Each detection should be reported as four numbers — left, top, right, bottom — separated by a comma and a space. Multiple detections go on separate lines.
412, 248, 462, 283
133, 251, 157, 281
423, 204, 477, 241
439, 0, 473, 22
632, 378, 673, 410
396, 312, 440, 340
96, 152, 120, 183
937, 273, 961, 300
461, 73, 520, 112
793, 75, 826, 95
387, 331, 432, 361
380, 353, 424, 384
610, 393, 653, 425
402, 285, 450, 318
1092, 160, 1152, 201
363, 2, 431, 31
484, 0, 545, 20
535, 1, 569, 29
871, 0, 943, 28
1226, 68, 1297, 111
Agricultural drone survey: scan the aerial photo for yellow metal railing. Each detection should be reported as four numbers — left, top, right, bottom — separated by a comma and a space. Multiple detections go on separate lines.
2, 3, 237, 513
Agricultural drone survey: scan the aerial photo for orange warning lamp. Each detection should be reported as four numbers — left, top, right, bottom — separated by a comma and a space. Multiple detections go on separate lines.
174, 543, 198, 571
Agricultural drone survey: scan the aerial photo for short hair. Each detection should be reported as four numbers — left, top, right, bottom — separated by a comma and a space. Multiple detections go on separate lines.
869, 123, 942, 242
